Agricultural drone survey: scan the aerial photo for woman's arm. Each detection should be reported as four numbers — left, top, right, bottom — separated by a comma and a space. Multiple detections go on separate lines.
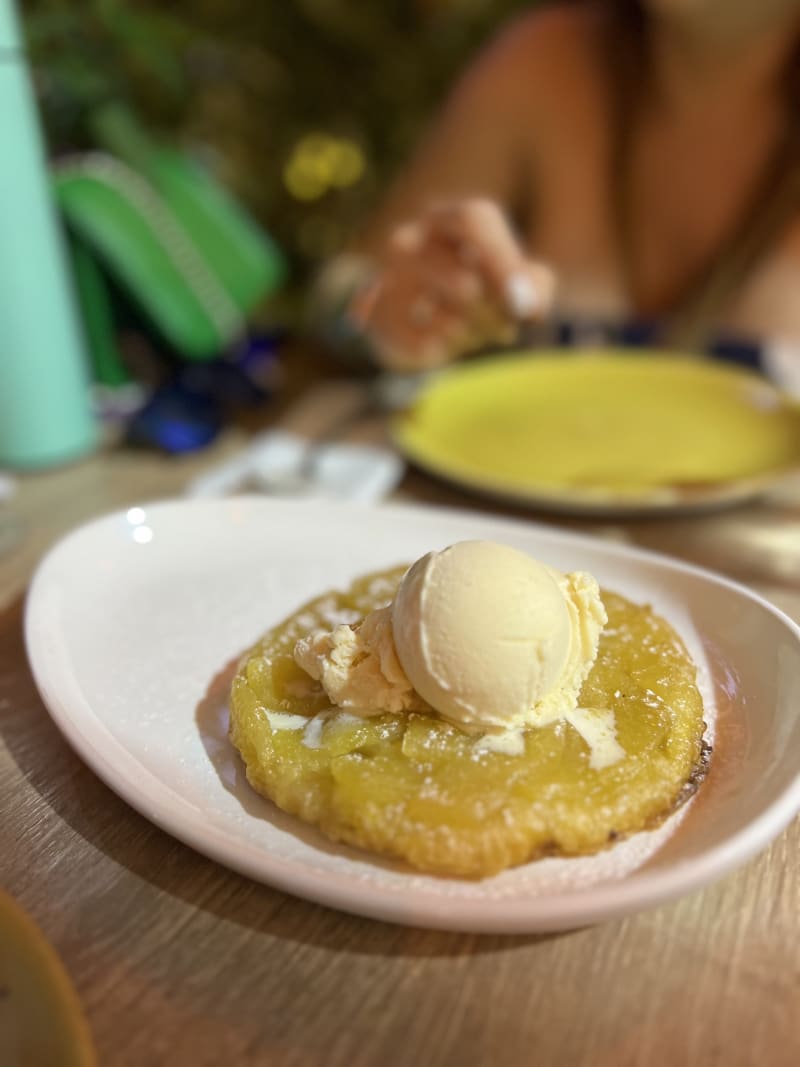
312, 8, 592, 368
352, 17, 542, 258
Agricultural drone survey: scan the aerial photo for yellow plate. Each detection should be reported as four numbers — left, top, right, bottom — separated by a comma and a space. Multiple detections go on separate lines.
392, 349, 800, 515
0, 891, 95, 1066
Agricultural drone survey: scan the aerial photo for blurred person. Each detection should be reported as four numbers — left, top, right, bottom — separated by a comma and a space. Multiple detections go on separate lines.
312, 0, 800, 376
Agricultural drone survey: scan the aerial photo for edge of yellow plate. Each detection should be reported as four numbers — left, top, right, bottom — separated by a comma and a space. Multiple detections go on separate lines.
391, 349, 800, 516
0, 891, 96, 1067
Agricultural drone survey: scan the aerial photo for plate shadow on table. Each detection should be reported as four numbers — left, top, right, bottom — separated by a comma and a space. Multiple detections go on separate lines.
2, 599, 558, 956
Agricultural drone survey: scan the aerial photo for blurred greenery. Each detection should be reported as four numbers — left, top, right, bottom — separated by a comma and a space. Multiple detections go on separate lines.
19, 0, 192, 148
20, 0, 530, 299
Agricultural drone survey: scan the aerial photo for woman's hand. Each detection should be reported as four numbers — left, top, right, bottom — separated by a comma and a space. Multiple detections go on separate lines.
349, 198, 555, 371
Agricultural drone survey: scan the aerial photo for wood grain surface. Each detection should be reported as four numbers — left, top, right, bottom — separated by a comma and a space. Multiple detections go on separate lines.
2, 367, 799, 1066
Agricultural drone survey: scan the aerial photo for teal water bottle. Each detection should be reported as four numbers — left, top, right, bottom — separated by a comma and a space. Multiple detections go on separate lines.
0, 0, 96, 467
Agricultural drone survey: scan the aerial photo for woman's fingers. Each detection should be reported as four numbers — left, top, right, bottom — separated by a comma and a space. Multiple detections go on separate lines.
353, 274, 507, 370
388, 222, 487, 310
351, 270, 469, 365
348, 197, 556, 370
424, 198, 555, 319
354, 240, 499, 344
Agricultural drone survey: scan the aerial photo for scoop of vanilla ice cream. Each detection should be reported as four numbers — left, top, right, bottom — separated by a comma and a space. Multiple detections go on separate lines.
293, 606, 425, 714
391, 541, 606, 731
292, 541, 607, 732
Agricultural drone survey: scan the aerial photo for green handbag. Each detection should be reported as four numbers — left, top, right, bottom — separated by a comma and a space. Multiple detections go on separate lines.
54, 114, 286, 386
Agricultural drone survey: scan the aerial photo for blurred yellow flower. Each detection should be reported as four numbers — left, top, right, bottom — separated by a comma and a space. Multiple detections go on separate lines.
283, 133, 366, 200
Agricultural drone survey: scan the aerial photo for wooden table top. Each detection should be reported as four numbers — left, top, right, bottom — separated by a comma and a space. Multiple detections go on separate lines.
2, 360, 799, 1067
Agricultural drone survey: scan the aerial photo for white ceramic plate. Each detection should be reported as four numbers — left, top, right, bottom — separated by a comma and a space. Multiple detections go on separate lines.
25, 497, 800, 933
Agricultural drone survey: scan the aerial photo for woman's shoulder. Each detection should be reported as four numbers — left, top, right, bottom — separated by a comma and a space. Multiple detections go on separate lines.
483, 4, 604, 70
467, 3, 606, 107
